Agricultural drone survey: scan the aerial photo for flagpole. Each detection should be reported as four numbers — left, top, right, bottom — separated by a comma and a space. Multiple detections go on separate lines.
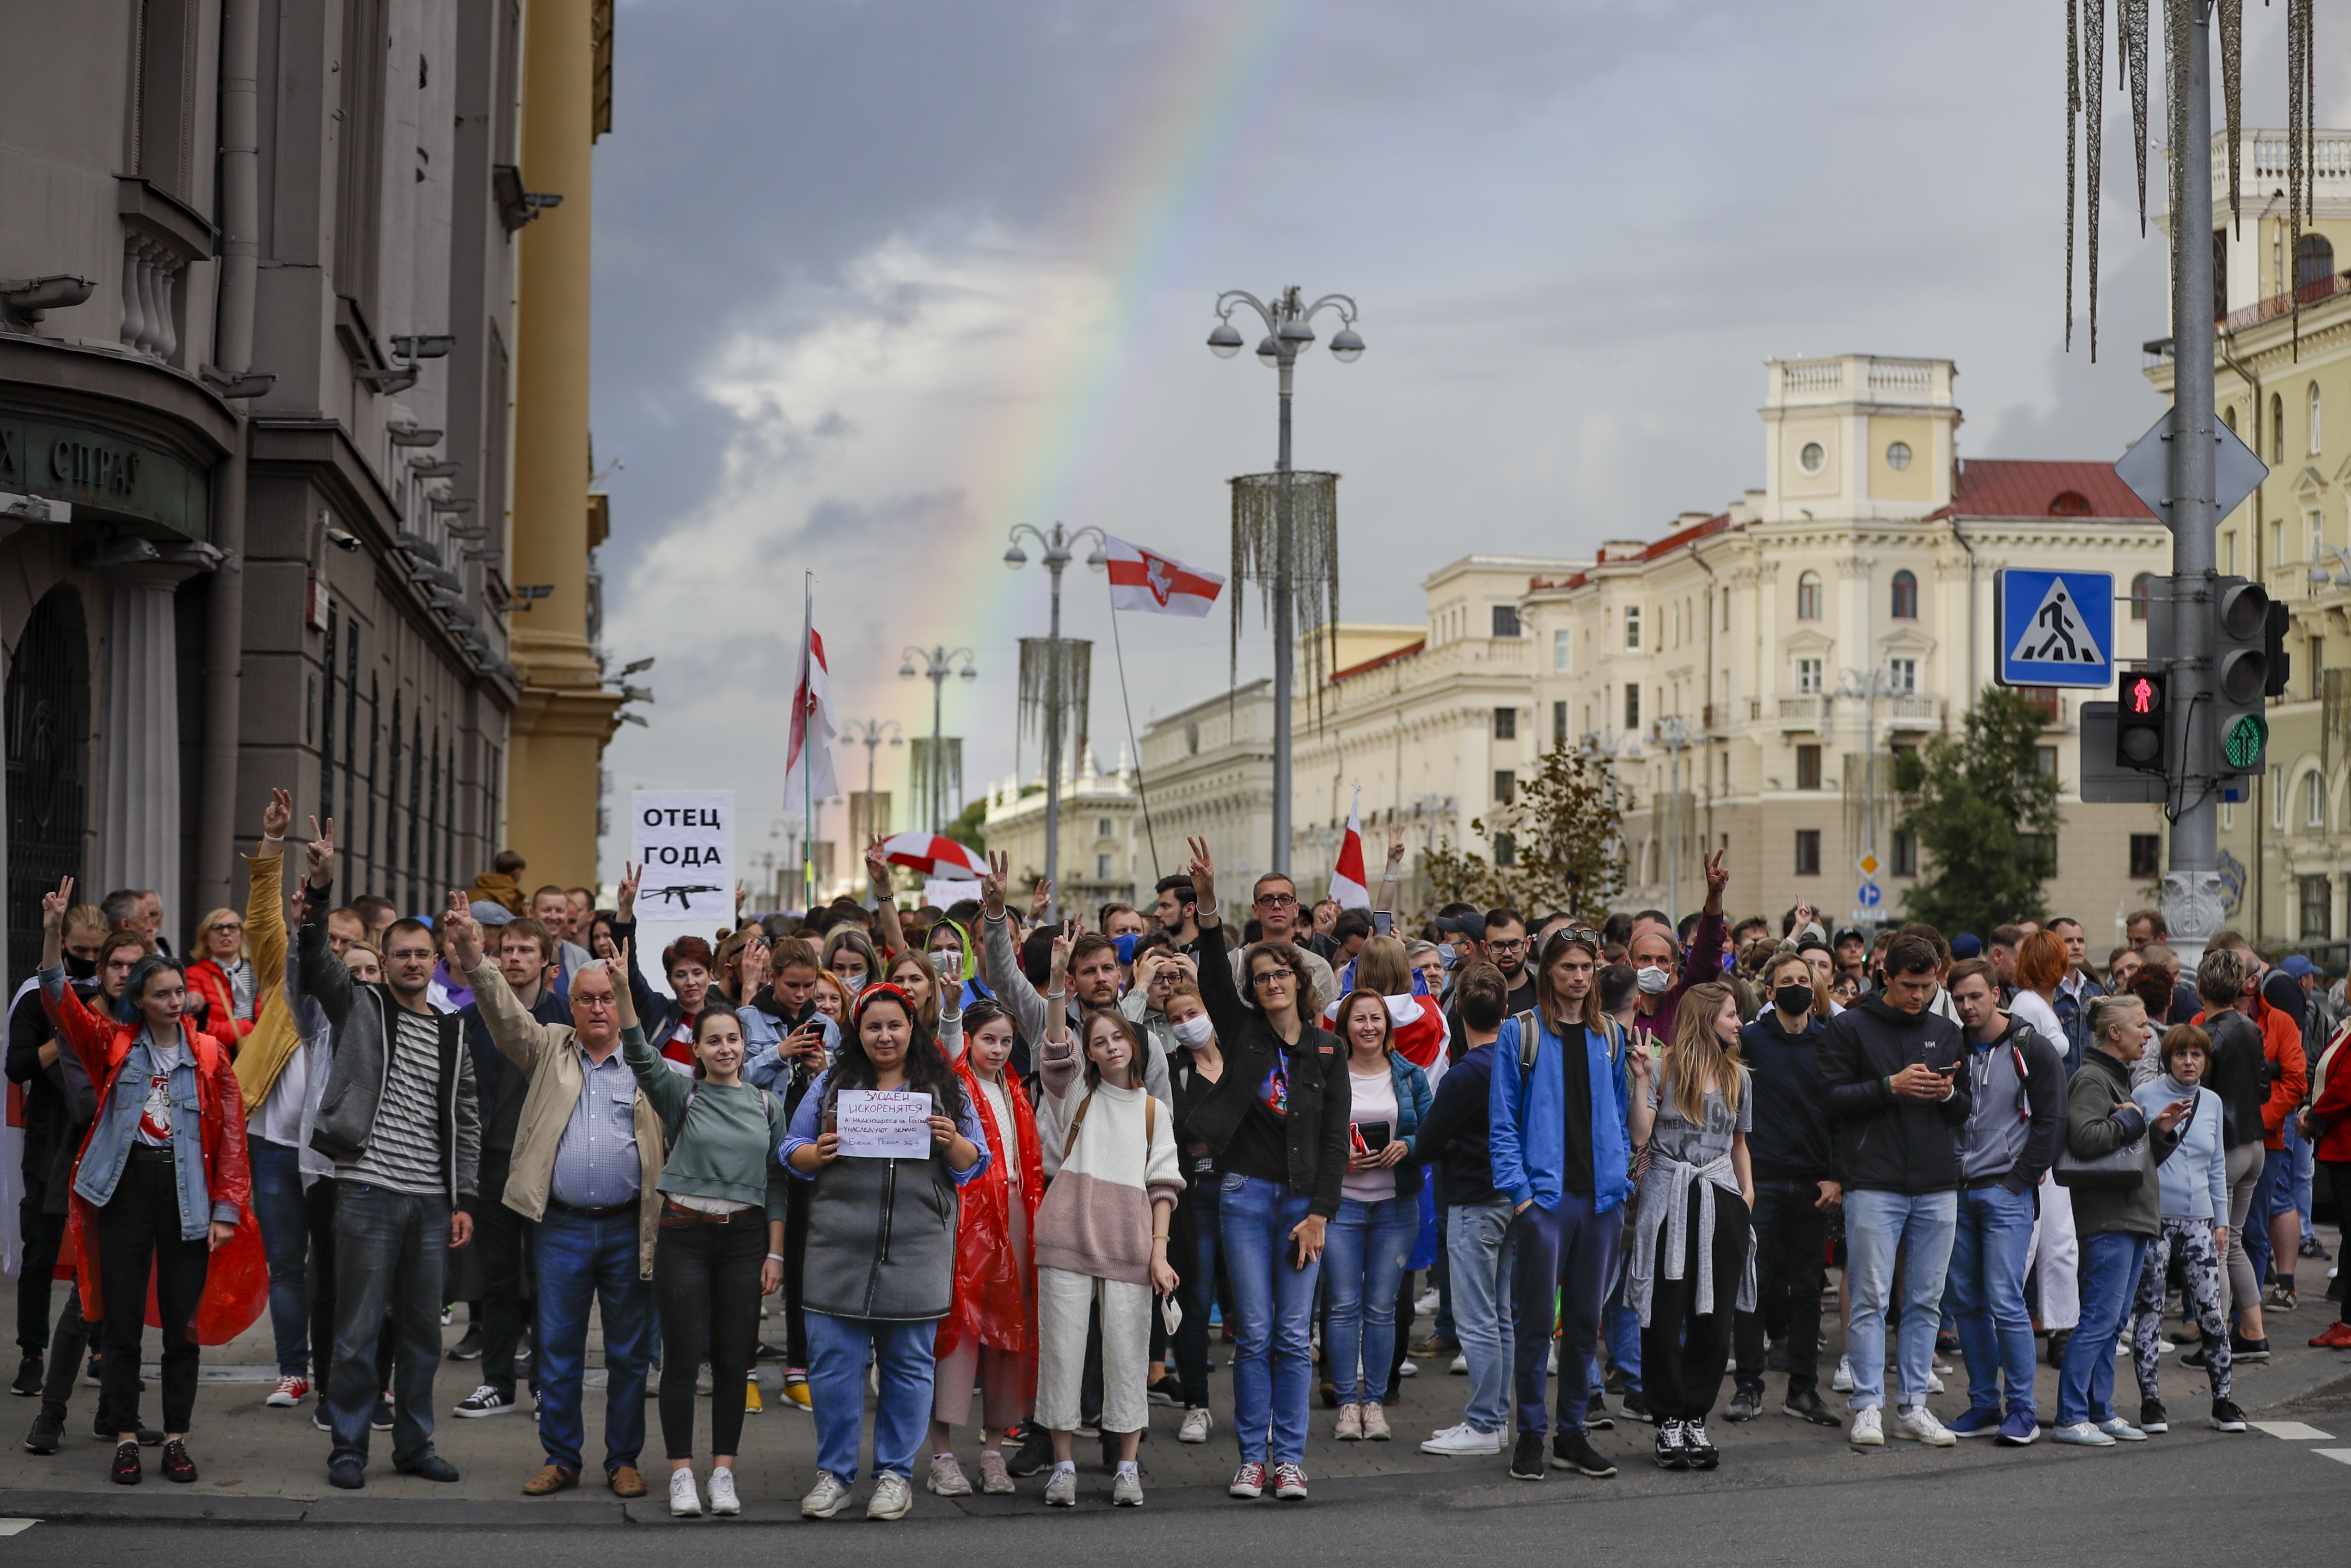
802, 570, 816, 913
1105, 595, 1162, 881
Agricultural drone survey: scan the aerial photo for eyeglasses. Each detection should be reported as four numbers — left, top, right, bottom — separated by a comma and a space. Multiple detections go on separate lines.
1250, 970, 1294, 989
1486, 939, 1528, 955
1255, 892, 1299, 909
575, 995, 617, 1010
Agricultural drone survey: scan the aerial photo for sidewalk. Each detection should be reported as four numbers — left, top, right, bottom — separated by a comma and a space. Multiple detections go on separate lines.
4, 1224, 2346, 1523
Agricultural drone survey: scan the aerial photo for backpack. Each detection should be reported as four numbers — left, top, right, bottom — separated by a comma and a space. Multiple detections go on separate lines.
1064, 1086, 1155, 1153
1512, 1007, 1625, 1124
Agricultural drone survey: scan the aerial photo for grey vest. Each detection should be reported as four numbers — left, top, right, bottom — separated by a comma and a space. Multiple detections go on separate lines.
802, 1084, 960, 1322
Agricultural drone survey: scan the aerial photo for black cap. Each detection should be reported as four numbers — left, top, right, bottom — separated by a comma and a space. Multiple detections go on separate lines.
1832, 926, 1867, 946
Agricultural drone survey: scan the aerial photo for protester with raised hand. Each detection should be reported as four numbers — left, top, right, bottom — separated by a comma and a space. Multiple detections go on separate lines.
978, 853, 1172, 1103
784, 982, 988, 1521
37, 875, 250, 1486
1175, 840, 1348, 1503
600, 938, 790, 1517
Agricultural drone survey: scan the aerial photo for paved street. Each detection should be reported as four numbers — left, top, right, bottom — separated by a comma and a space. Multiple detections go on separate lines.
2, 1226, 2345, 1550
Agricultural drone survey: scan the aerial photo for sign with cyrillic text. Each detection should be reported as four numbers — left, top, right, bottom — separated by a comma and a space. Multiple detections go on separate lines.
833, 1088, 935, 1159
631, 790, 735, 926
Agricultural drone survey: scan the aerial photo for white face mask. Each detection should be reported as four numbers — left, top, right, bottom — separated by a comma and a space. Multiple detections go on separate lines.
1170, 1014, 1215, 1049
1635, 964, 1673, 996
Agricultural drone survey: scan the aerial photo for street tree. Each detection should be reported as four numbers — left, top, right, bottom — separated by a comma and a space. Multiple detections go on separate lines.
1895, 686, 2061, 937
1421, 742, 1627, 921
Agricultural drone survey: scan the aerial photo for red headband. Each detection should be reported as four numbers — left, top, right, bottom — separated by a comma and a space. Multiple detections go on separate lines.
853, 982, 918, 1025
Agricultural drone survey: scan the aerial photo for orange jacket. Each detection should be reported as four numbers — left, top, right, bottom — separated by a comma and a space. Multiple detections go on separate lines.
184, 958, 258, 1045
2250, 993, 2308, 1149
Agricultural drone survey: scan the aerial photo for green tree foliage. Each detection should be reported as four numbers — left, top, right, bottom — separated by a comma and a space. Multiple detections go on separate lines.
1895, 687, 2061, 938
945, 797, 987, 855
1420, 743, 1627, 921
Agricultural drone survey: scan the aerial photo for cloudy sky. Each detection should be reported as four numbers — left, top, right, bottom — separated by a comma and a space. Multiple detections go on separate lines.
588, 0, 2351, 884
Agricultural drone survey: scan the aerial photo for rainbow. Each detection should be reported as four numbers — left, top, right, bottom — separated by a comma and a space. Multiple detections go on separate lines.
902, 0, 1328, 734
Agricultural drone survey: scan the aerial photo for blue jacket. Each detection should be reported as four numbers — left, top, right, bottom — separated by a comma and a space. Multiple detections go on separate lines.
1365, 1052, 1433, 1201
1488, 1012, 1635, 1215
1412, 1039, 1502, 1205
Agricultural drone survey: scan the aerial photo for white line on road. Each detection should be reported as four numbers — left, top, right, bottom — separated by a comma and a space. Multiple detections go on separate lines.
2248, 1421, 2335, 1441
2313, 1449, 2351, 1466
0, 1519, 40, 1536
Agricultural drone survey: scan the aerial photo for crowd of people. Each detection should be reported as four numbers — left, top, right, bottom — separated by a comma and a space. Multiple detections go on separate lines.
7, 791, 2348, 1515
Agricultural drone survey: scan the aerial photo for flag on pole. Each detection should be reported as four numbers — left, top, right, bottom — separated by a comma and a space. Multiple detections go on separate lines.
784, 618, 839, 805
1329, 787, 1369, 909
1105, 535, 1224, 617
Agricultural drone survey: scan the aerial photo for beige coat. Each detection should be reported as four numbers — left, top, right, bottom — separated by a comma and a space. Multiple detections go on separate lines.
465, 960, 667, 1277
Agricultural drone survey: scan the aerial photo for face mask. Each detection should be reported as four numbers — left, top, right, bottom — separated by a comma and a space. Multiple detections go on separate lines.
1635, 964, 1672, 995
841, 972, 867, 998
1439, 946, 1462, 972
1775, 983, 1814, 1016
1170, 1014, 1215, 1048
64, 952, 98, 982
1113, 932, 1140, 964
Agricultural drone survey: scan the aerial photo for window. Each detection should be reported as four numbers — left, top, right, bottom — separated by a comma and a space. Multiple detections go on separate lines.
2020, 831, 2057, 878
1796, 571, 1823, 620
1795, 744, 1822, 790
1890, 570, 1917, 619
1096, 818, 1113, 837
2271, 392, 2286, 465
2307, 770, 2327, 830
1553, 700, 1568, 745
1491, 604, 1521, 638
1494, 706, 1517, 740
1494, 769, 1516, 804
2015, 685, 2060, 723
1494, 832, 1517, 868
1891, 829, 1917, 877
1096, 854, 1113, 879
2299, 233, 2337, 292
1623, 683, 1641, 729
1885, 440, 1913, 470
2311, 508, 2328, 566
1797, 657, 1823, 695
2131, 572, 2153, 621
1799, 440, 1826, 475
2129, 833, 2162, 879
2313, 381, 2325, 457
1554, 629, 1571, 672
1889, 658, 1917, 693
2302, 874, 2333, 940
1623, 605, 1642, 650
2036, 745, 2058, 777
1794, 829, 1821, 876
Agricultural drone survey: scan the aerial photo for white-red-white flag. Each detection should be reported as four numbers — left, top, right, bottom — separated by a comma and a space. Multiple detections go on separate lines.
1105, 534, 1224, 617
1329, 787, 1369, 909
784, 615, 839, 806
878, 831, 988, 879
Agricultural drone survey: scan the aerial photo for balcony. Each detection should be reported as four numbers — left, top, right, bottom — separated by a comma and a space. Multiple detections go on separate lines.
2220, 268, 2351, 334
1881, 694, 1944, 727
1776, 695, 1823, 725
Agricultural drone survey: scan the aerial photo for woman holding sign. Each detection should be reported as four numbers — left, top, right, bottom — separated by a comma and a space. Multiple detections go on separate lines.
783, 984, 988, 1521
1029, 930, 1184, 1508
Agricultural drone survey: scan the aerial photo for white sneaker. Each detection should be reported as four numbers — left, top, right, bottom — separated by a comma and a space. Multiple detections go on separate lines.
695, 1362, 714, 1396
1414, 1288, 1440, 1315
1849, 1407, 1884, 1446
801, 1470, 855, 1518
1178, 1407, 1213, 1444
1398, 1359, 1417, 1378
927, 1452, 971, 1495
669, 1467, 703, 1518
1111, 1462, 1144, 1507
707, 1465, 740, 1516
2051, 1421, 2115, 1447
1925, 1370, 1946, 1395
1419, 1422, 1504, 1456
1044, 1461, 1078, 1507
1832, 1356, 1854, 1392
1891, 1405, 1956, 1447
1449, 1354, 1468, 1374
2097, 1416, 2146, 1442
866, 1471, 913, 1520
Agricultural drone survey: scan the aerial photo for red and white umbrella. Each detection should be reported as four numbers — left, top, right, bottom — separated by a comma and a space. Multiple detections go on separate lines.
878, 831, 988, 879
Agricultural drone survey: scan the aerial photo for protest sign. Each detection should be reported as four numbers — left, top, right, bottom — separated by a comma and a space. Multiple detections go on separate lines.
631, 790, 734, 927
833, 1088, 934, 1158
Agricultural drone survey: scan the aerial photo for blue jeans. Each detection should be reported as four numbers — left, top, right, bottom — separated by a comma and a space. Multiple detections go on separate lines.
326, 1182, 448, 1471
2057, 1230, 2149, 1426
1220, 1173, 1320, 1465
533, 1208, 652, 1476
806, 1312, 937, 1483
2290, 1116, 2317, 1242
1322, 1194, 1417, 1407
1843, 1187, 1957, 1412
1510, 1190, 1623, 1436
1445, 1201, 1516, 1433
251, 1139, 313, 1379
1948, 1184, 2039, 1418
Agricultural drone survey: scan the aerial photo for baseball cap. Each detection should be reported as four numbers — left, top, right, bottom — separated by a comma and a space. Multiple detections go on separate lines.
1949, 933, 1983, 959
2279, 954, 2320, 978
470, 900, 516, 927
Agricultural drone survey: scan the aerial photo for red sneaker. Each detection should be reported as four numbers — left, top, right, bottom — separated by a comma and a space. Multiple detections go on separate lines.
1228, 1460, 1266, 1499
2308, 1320, 2351, 1349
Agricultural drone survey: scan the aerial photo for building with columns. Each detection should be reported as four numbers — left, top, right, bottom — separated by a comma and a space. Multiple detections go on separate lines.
0, 0, 622, 972
1133, 679, 1275, 923
980, 748, 1148, 917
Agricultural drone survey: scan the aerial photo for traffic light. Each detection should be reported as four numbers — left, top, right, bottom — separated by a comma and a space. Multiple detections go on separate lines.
2114, 669, 2167, 772
2212, 576, 2270, 775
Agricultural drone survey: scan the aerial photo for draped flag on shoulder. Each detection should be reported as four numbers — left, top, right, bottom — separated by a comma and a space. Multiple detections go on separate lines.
784, 615, 839, 806
1328, 787, 1369, 909
1105, 535, 1224, 617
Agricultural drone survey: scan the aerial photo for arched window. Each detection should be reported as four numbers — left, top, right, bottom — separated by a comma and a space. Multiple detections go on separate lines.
2272, 392, 2286, 465
2310, 381, 2324, 456
2308, 769, 2327, 830
2130, 571, 2153, 621
1890, 569, 1917, 619
1796, 570, 1822, 621
2298, 233, 2336, 293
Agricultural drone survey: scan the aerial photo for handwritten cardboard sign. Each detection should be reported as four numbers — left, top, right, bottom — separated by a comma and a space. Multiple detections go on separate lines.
833, 1088, 933, 1158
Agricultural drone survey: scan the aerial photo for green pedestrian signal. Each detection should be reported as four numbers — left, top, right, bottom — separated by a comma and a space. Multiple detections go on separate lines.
2222, 712, 2268, 771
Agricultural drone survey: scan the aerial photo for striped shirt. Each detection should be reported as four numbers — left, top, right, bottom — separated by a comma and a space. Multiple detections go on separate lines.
344, 1007, 446, 1196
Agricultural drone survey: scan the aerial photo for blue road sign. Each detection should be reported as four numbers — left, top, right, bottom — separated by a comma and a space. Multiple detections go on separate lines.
1996, 569, 2114, 689
1857, 881, 1882, 909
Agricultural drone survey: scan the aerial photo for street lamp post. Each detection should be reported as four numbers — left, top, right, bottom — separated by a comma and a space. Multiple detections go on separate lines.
1655, 714, 1691, 928
842, 718, 903, 853
1833, 665, 1902, 915
1003, 523, 1106, 910
1207, 285, 1363, 877
896, 648, 974, 837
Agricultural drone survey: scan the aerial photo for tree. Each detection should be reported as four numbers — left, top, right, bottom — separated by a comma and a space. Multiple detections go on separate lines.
945, 797, 987, 855
1420, 742, 1627, 921
1895, 687, 2061, 938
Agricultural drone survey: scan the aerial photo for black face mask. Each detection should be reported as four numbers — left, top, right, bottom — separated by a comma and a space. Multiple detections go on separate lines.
1774, 983, 1814, 1017
64, 951, 98, 982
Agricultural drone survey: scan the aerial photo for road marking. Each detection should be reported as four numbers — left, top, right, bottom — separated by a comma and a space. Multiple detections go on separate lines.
2313, 1449, 2351, 1466
0, 1519, 39, 1536
2248, 1421, 2333, 1441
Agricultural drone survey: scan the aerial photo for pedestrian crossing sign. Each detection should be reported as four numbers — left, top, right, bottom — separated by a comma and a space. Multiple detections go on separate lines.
1996, 569, 2114, 689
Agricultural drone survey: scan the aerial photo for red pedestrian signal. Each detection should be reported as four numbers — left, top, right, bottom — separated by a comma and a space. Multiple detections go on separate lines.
2127, 675, 2159, 715
2114, 669, 2167, 773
